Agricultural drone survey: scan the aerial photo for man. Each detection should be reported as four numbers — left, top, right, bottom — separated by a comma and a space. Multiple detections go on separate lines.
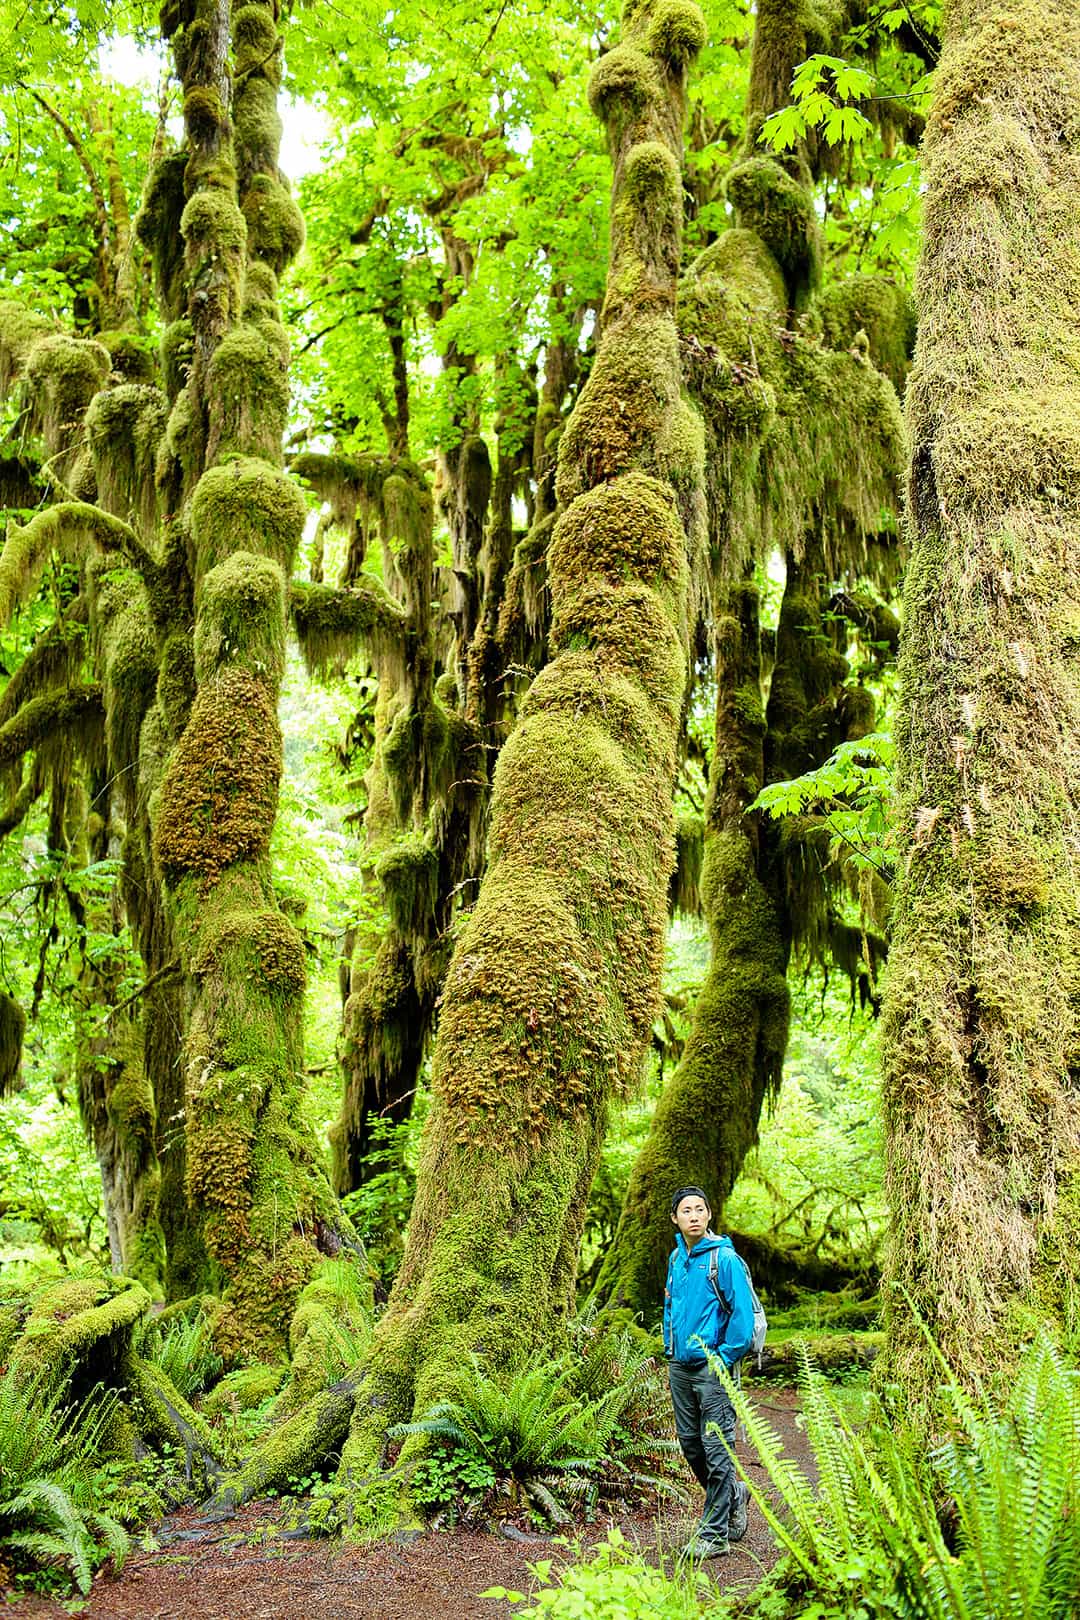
663, 1185, 753, 1558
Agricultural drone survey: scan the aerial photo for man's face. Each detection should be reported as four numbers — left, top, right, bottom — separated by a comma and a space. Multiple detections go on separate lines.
672, 1194, 710, 1245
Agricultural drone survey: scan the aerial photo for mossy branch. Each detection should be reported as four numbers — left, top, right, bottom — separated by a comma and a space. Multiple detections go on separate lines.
0, 504, 160, 624
0, 595, 88, 729
0, 686, 104, 769
289, 579, 408, 679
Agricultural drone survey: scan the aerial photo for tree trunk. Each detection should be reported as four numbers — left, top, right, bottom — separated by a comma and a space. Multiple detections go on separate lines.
336, 0, 708, 1477
592, 580, 788, 1316
883, 0, 1080, 1397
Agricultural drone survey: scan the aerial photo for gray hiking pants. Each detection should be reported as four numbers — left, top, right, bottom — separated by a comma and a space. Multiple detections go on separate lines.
667, 1358, 737, 1542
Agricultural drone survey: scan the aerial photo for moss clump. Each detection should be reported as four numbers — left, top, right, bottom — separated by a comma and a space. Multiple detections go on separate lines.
241, 175, 304, 274
206, 320, 289, 464
195, 551, 287, 686
375, 834, 439, 939
153, 667, 282, 882
97, 329, 157, 383
191, 906, 306, 995
588, 44, 658, 122
726, 156, 823, 309
814, 274, 916, 395
243, 261, 280, 320
0, 989, 26, 1096
181, 191, 247, 331
234, 77, 284, 174
670, 811, 704, 915
201, 1361, 288, 1418
556, 315, 681, 504
189, 456, 307, 579
85, 382, 168, 536
645, 0, 708, 68
0, 298, 53, 398
281, 1258, 372, 1411
233, 3, 281, 77
24, 334, 111, 459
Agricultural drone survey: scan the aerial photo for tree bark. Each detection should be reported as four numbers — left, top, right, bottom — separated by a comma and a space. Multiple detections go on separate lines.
335, 0, 708, 1481
882, 0, 1080, 1397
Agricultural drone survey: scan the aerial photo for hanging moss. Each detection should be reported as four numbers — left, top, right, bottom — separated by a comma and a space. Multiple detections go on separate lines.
153, 667, 281, 882
89, 562, 159, 812
206, 319, 290, 465
156, 383, 201, 496
289, 579, 407, 680
241, 174, 304, 274
160, 319, 195, 401
0, 990, 26, 1096
189, 456, 306, 579
85, 383, 168, 537
670, 810, 704, 915
195, 551, 287, 686
24, 334, 111, 461
375, 834, 439, 939
157, 630, 197, 742
243, 261, 280, 321
135, 152, 189, 322
0, 297, 53, 399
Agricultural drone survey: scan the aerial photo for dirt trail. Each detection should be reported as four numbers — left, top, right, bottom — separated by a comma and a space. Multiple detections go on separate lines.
5, 1391, 806, 1619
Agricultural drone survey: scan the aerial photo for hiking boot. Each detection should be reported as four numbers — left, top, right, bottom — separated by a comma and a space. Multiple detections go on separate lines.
729, 1480, 749, 1543
681, 1535, 730, 1560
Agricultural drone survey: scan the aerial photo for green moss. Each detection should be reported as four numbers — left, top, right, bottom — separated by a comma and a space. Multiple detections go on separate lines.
242, 174, 304, 274
556, 315, 681, 504
24, 333, 111, 458
157, 630, 197, 742
181, 191, 246, 330
289, 578, 407, 680
201, 1361, 288, 1417
97, 329, 157, 384
159, 319, 194, 401
153, 667, 281, 882
814, 274, 916, 395
645, 0, 708, 69
588, 45, 658, 122
189, 456, 306, 579
135, 152, 189, 321
195, 551, 287, 686
0, 989, 25, 1096
8, 1277, 151, 1395
375, 834, 439, 938
85, 382, 168, 536
725, 156, 823, 309
206, 320, 290, 464
183, 85, 229, 147
670, 811, 704, 915
243, 261, 280, 320
191, 906, 307, 996
234, 77, 284, 171
94, 574, 159, 800
0, 297, 53, 398
281, 1258, 372, 1411
233, 3, 281, 78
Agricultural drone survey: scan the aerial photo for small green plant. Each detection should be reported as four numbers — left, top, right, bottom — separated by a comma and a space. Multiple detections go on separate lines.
483, 1527, 720, 1619
136, 1310, 223, 1400
393, 1325, 684, 1527
411, 1448, 497, 1510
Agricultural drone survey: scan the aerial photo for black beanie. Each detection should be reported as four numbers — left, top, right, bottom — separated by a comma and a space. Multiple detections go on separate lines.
670, 1184, 712, 1215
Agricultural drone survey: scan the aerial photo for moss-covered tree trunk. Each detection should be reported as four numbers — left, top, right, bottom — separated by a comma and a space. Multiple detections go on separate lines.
882, 0, 1080, 1395
591, 0, 904, 1318
146, 0, 350, 1357
593, 580, 788, 1314
331, 0, 707, 1472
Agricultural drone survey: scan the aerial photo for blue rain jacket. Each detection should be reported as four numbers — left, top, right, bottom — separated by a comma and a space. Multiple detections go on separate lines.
663, 1230, 755, 1366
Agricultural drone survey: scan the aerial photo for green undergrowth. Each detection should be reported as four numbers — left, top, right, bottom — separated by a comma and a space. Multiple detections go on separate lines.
499, 1335, 1080, 1620
387, 1311, 684, 1530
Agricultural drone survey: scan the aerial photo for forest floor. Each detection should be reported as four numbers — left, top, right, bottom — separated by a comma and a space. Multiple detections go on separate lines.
5, 1390, 809, 1619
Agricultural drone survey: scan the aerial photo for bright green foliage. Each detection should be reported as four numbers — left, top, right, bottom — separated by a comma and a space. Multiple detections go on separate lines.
484, 1528, 716, 1619
714, 1335, 1080, 1620
0, 1365, 129, 1595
